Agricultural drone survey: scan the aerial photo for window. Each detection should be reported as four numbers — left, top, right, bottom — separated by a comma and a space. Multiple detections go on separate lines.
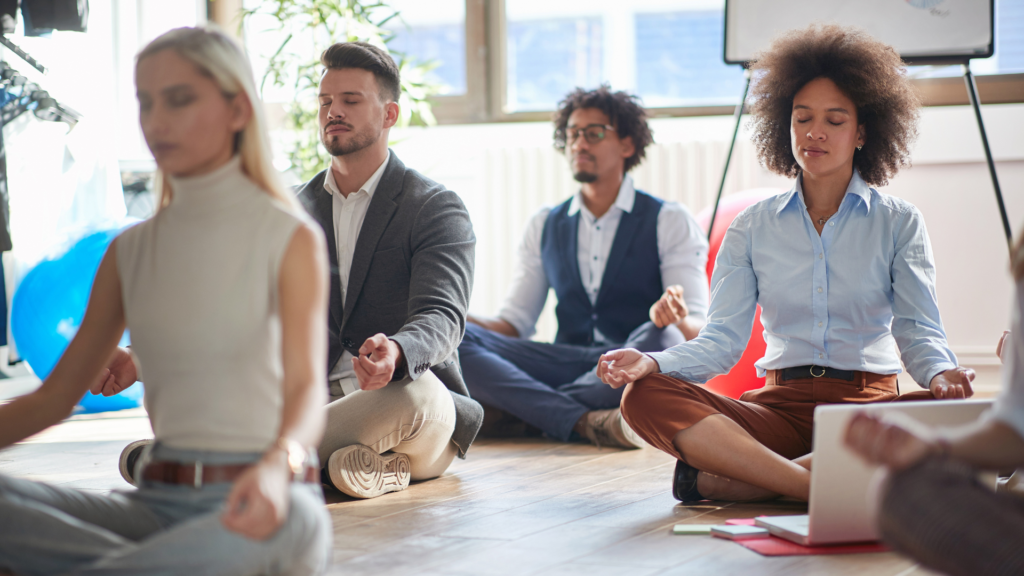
501, 0, 752, 115
235, 0, 1023, 124
386, 0, 467, 96
506, 16, 602, 111
496, 0, 1023, 120
634, 10, 746, 107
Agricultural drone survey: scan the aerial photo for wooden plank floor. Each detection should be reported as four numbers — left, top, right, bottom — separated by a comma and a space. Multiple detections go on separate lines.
0, 410, 940, 575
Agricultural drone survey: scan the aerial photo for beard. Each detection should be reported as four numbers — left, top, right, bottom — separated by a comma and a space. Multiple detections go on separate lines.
320, 121, 379, 157
573, 170, 598, 183
571, 153, 597, 183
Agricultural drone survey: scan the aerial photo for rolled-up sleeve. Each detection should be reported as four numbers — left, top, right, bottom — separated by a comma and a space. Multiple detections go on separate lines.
890, 206, 957, 388
497, 208, 551, 339
657, 202, 710, 323
648, 211, 759, 383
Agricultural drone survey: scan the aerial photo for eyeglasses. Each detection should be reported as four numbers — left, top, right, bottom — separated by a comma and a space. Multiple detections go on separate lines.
565, 124, 616, 145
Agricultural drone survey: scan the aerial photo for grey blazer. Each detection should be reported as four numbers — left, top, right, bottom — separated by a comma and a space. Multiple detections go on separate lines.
296, 152, 483, 458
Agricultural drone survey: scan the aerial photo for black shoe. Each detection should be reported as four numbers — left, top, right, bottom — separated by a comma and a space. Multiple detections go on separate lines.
672, 460, 705, 503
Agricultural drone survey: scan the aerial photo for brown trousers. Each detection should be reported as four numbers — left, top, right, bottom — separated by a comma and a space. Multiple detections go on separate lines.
621, 371, 933, 461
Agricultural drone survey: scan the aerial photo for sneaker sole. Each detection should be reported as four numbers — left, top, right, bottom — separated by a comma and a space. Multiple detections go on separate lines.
118, 439, 154, 486
328, 445, 411, 499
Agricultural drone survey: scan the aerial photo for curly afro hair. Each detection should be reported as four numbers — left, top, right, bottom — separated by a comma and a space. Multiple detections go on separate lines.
552, 84, 653, 173
748, 24, 920, 187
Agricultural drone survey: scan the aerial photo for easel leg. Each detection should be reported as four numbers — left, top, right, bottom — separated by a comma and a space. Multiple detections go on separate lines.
707, 69, 751, 241
963, 63, 1014, 256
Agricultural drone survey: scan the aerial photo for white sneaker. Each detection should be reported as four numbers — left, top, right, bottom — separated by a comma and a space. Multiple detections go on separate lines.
118, 439, 154, 486
327, 444, 411, 499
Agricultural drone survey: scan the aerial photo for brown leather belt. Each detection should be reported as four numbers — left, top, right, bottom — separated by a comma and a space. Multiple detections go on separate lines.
766, 367, 897, 393
142, 461, 318, 488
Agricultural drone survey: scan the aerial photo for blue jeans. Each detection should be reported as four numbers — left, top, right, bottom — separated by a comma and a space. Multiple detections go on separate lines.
458, 321, 684, 441
0, 443, 331, 576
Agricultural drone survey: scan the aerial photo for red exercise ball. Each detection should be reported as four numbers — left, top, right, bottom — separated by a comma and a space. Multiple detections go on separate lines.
694, 189, 784, 399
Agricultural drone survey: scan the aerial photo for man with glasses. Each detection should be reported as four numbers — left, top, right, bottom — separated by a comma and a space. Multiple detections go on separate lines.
459, 85, 709, 448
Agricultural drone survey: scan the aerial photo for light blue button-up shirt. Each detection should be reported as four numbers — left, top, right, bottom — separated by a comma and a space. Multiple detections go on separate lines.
648, 170, 957, 388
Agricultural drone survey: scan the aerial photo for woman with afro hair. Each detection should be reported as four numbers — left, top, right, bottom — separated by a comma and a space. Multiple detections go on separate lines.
597, 24, 976, 503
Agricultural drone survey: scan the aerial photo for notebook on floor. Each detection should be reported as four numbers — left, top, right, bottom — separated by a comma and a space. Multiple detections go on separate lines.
755, 398, 993, 546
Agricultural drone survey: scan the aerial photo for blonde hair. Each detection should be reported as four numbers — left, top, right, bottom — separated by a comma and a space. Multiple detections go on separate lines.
136, 26, 297, 211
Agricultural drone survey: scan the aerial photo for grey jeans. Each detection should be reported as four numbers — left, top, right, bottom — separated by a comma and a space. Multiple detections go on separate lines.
0, 444, 331, 576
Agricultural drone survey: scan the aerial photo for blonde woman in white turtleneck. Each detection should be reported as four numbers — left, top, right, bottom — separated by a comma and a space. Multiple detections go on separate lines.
0, 27, 332, 575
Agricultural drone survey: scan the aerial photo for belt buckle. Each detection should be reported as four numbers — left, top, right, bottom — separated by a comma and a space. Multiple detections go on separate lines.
809, 365, 826, 378
193, 461, 204, 489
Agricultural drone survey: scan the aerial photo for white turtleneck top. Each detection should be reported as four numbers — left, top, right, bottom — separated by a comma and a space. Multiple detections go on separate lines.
116, 157, 306, 452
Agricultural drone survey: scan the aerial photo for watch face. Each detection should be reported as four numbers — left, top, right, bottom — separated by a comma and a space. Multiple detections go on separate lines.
284, 442, 306, 475
288, 450, 305, 473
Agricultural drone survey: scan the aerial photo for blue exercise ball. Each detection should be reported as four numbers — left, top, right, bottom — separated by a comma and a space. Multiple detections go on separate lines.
11, 222, 143, 413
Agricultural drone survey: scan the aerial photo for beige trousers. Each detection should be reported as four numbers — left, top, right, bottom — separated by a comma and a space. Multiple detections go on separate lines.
319, 370, 458, 481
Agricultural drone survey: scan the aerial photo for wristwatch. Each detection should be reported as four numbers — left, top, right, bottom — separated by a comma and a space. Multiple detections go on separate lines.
272, 438, 310, 480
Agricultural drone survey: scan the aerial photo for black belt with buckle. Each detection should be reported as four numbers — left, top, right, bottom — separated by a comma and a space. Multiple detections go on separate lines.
780, 365, 855, 381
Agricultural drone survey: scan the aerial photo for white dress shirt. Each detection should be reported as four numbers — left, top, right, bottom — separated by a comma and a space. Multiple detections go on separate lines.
498, 174, 710, 342
326, 151, 390, 396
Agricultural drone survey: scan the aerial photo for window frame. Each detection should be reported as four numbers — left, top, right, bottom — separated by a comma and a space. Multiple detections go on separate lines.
277, 0, 1024, 125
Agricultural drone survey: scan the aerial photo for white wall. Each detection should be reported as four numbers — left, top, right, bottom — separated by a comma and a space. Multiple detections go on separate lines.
391, 103, 1024, 395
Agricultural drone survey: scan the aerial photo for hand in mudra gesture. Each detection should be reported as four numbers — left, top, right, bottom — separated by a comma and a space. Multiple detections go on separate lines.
353, 333, 404, 391
649, 285, 688, 329
928, 367, 975, 400
597, 348, 659, 388
89, 346, 138, 397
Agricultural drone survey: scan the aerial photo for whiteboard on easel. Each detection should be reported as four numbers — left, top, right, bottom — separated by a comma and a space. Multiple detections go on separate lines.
724, 0, 993, 65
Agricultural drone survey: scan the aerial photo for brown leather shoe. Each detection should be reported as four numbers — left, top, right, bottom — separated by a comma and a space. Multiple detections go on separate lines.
580, 408, 646, 449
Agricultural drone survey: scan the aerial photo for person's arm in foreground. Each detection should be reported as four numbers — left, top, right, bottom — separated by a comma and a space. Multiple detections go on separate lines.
0, 246, 126, 449
845, 413, 1024, 472
221, 223, 329, 540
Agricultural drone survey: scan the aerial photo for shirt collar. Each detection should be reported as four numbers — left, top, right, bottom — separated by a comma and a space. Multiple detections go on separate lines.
567, 173, 636, 217
775, 169, 872, 215
323, 150, 390, 199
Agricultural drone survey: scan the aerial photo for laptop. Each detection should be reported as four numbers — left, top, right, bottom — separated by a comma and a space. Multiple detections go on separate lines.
755, 399, 993, 546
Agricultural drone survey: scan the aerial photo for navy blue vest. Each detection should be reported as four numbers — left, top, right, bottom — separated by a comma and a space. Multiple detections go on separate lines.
541, 190, 664, 346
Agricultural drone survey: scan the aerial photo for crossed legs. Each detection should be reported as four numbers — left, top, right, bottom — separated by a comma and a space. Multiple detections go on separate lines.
0, 470, 330, 575
621, 374, 824, 502
459, 321, 684, 441
319, 369, 458, 482
676, 415, 812, 501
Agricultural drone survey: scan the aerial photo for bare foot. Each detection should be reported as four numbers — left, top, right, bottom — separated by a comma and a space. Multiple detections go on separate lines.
696, 470, 781, 502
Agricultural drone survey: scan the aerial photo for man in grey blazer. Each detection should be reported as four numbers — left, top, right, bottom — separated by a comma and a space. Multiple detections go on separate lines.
103, 42, 482, 501
293, 41, 482, 499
